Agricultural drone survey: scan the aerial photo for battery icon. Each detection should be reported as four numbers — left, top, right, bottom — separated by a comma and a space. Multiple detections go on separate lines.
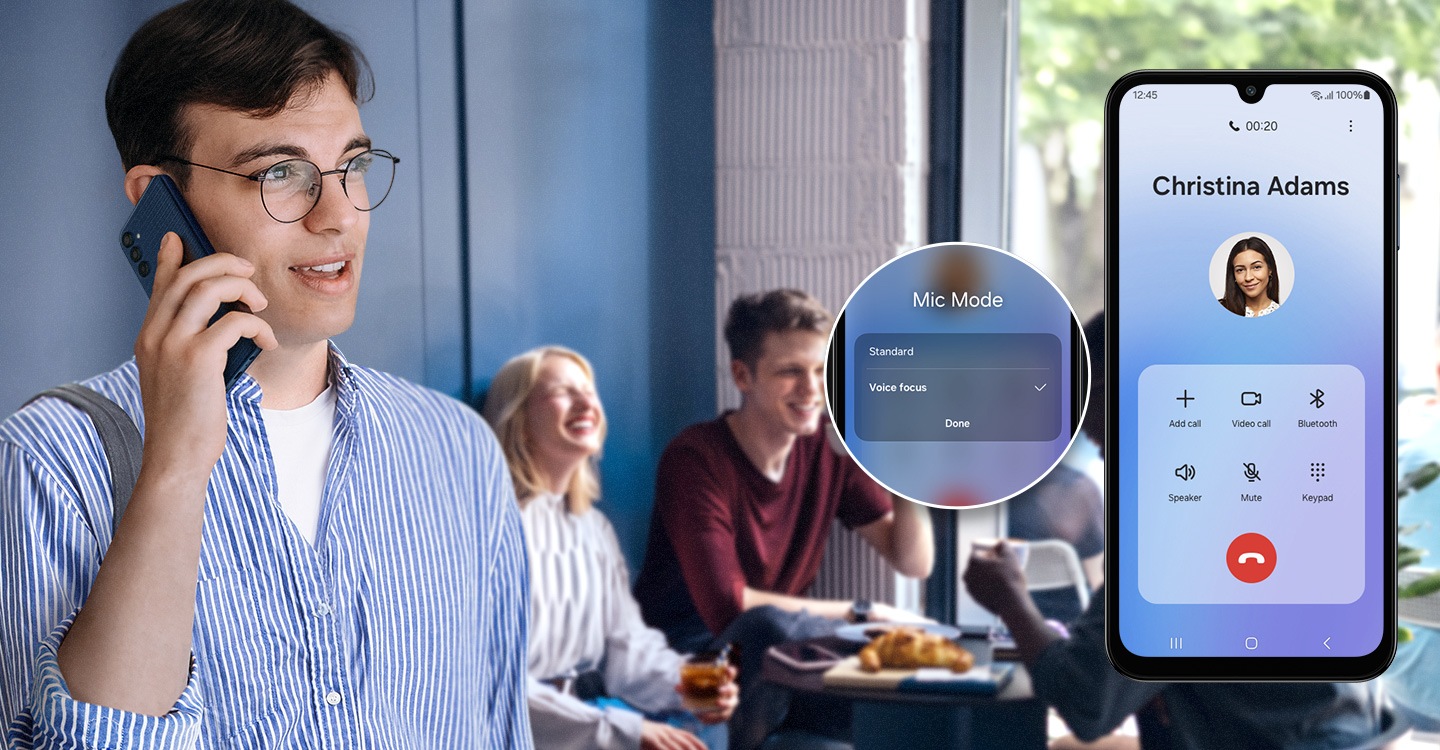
1364, 90, 1371, 99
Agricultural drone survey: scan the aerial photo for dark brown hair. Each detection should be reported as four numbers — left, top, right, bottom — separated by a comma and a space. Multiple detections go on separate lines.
1219, 236, 1281, 316
724, 289, 832, 368
105, 0, 373, 181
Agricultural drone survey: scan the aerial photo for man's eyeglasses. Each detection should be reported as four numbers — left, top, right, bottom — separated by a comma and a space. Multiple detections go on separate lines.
158, 149, 400, 224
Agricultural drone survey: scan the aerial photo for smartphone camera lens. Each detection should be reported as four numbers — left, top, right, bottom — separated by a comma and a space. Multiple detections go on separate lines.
121, 231, 133, 248
1237, 83, 1266, 103
137, 261, 150, 277
129, 248, 142, 262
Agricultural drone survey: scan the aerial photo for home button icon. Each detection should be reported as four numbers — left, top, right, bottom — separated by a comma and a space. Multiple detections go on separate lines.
1245, 636, 1259, 651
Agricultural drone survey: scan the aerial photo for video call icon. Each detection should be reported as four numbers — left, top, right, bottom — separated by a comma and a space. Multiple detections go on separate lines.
1241, 391, 1262, 406
1175, 463, 1196, 481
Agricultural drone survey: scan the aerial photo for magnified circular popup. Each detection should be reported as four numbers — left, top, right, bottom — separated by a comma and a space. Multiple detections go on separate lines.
824, 242, 1090, 508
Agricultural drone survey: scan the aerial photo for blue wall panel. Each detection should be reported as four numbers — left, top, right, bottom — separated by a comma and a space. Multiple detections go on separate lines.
649, 0, 718, 465
0, 3, 145, 412
462, 0, 714, 570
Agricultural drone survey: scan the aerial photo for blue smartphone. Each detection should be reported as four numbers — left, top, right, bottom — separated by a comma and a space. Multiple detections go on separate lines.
1105, 71, 1397, 680
119, 175, 261, 389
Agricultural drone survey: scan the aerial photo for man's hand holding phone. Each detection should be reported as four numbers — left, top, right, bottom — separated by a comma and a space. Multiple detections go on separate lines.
58, 231, 277, 714
134, 232, 277, 484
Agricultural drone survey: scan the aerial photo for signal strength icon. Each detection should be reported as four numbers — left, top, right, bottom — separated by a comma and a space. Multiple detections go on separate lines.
1325, 91, 1335, 100
1311, 91, 1323, 100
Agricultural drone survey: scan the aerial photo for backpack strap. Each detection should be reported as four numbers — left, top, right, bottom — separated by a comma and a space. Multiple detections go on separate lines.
27, 384, 142, 534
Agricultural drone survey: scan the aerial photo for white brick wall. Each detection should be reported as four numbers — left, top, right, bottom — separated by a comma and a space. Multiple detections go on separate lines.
714, 0, 929, 410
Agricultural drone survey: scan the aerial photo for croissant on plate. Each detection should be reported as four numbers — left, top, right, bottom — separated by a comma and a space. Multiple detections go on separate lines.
857, 626, 974, 673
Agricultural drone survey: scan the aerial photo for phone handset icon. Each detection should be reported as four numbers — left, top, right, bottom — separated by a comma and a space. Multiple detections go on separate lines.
1229, 120, 1240, 131
1227, 533, 1277, 583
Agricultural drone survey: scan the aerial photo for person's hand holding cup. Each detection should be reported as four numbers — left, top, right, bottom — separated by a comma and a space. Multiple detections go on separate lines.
964, 539, 1031, 618
972, 538, 1030, 569
676, 649, 739, 725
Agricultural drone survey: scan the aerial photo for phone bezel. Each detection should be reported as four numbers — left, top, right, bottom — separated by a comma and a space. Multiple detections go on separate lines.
1103, 70, 1398, 681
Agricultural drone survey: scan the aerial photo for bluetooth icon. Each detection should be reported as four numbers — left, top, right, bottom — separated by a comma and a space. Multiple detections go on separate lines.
1309, 389, 1325, 409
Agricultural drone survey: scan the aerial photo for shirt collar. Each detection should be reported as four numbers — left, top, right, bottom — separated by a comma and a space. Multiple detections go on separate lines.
228, 371, 264, 404
225, 341, 359, 409
327, 341, 358, 387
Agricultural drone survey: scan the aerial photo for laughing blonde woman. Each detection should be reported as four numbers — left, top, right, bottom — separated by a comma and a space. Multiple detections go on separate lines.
484, 346, 736, 750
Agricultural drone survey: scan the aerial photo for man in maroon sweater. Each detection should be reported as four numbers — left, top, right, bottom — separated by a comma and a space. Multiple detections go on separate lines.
635, 289, 934, 748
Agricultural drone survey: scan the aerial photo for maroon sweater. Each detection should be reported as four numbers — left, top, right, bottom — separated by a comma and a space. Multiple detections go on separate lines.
634, 414, 891, 644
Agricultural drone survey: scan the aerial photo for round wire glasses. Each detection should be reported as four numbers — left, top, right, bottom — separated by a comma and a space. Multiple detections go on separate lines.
160, 149, 399, 223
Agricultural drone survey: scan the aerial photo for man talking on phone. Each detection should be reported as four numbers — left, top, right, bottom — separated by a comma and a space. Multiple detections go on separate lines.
0, 1, 531, 746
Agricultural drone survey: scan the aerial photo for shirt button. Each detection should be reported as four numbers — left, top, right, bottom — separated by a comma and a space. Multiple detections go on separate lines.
325, 691, 342, 706
316, 602, 332, 617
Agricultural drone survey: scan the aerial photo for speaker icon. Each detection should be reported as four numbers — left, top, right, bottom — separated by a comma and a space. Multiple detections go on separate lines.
1174, 463, 1196, 481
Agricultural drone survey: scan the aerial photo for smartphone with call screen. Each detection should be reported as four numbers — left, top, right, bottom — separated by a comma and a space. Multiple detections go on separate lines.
1105, 71, 1396, 680
119, 175, 261, 389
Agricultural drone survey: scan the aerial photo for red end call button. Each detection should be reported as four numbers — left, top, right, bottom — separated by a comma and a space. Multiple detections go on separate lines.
1227, 533, 1277, 583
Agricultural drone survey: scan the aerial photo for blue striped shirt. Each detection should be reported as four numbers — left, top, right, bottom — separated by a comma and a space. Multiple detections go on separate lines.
1, 346, 533, 748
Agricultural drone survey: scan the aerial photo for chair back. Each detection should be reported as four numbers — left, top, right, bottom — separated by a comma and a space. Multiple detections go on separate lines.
1023, 539, 1090, 613
1348, 705, 1410, 750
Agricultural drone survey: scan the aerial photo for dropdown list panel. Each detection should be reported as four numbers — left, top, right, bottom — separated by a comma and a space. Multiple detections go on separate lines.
854, 333, 1061, 442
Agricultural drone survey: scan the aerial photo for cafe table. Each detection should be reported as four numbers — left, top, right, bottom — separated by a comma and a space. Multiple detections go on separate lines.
761, 635, 1047, 750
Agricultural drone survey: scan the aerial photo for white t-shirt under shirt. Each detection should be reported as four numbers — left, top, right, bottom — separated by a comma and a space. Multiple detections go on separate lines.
260, 386, 337, 545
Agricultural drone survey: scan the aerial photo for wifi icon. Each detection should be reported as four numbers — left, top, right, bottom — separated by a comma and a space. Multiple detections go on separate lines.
1311, 91, 1323, 100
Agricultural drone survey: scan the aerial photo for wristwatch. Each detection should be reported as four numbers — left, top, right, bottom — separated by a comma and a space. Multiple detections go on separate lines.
850, 599, 873, 624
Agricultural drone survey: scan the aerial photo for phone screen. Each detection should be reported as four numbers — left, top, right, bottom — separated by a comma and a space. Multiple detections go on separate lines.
1107, 73, 1395, 678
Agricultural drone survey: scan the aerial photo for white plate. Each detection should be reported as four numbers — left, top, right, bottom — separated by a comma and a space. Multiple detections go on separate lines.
835, 622, 962, 643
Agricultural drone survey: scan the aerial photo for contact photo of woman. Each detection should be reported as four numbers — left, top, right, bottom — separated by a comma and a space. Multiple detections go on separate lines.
1218, 236, 1283, 317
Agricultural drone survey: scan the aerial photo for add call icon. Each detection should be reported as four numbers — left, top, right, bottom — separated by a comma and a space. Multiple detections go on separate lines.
1227, 533, 1277, 584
